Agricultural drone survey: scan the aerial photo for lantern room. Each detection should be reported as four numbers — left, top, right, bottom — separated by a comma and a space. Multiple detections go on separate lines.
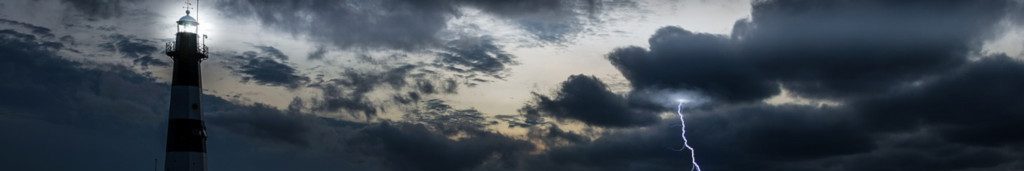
177, 10, 198, 34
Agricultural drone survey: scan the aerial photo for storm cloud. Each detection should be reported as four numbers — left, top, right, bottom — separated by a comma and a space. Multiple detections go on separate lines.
530, 75, 658, 127
224, 46, 309, 89
611, 0, 1011, 103
215, 0, 454, 50
304, 65, 418, 119
578, 0, 1024, 170
855, 55, 1024, 145
59, 0, 143, 20
609, 27, 774, 103
215, 0, 622, 50
435, 36, 518, 79
353, 122, 532, 171
100, 33, 169, 67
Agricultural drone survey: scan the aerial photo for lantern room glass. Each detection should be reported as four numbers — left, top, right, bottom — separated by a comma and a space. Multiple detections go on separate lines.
177, 11, 198, 34
178, 21, 197, 34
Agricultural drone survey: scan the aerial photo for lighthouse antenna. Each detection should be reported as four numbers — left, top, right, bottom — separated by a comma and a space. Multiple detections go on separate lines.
196, 0, 199, 22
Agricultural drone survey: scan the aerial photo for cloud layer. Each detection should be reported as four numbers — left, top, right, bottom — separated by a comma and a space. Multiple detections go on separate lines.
215, 0, 616, 50
2, 0, 1024, 170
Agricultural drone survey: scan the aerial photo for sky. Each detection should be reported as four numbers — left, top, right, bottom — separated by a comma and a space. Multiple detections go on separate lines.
1, 0, 1024, 170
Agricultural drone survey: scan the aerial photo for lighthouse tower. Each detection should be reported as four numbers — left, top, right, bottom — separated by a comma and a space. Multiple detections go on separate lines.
163, 9, 208, 171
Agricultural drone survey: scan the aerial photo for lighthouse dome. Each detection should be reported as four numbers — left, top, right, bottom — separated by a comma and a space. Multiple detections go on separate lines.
178, 11, 197, 24
179, 15, 196, 23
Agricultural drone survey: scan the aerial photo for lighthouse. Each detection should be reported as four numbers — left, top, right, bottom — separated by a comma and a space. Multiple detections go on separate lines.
163, 9, 209, 171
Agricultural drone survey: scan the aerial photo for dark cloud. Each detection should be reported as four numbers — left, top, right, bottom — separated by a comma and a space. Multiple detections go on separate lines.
215, 0, 455, 50
613, 0, 1024, 147
610, 0, 1013, 102
525, 119, 690, 171
530, 125, 588, 146
413, 79, 436, 94
353, 122, 533, 171
572, 0, 1024, 170
215, 0, 622, 50
527, 103, 1020, 171
391, 91, 422, 105
100, 34, 169, 67
215, 98, 538, 171
225, 47, 309, 89
608, 27, 776, 103
690, 105, 874, 162
855, 55, 1024, 146
732, 0, 1008, 99
0, 18, 54, 38
205, 101, 313, 146
353, 99, 536, 171
211, 0, 619, 91
818, 130, 1019, 171
0, 19, 61, 54
530, 75, 658, 127
403, 99, 491, 134
254, 45, 288, 60
307, 45, 327, 60
461, 0, 618, 41
302, 63, 467, 119
307, 80, 378, 120
0, 29, 160, 131
435, 36, 517, 79
306, 65, 417, 119
60, 0, 140, 19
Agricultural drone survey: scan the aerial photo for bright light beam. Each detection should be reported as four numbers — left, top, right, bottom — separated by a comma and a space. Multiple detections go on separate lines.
677, 100, 702, 171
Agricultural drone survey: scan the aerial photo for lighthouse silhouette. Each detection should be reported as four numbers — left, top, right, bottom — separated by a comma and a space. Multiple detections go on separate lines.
163, 8, 209, 171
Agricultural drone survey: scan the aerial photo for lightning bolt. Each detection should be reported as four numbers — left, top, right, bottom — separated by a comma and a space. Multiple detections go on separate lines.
677, 101, 702, 171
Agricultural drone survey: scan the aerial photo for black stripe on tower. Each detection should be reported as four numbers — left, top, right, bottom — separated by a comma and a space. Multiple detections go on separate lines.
171, 60, 201, 86
166, 119, 207, 152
